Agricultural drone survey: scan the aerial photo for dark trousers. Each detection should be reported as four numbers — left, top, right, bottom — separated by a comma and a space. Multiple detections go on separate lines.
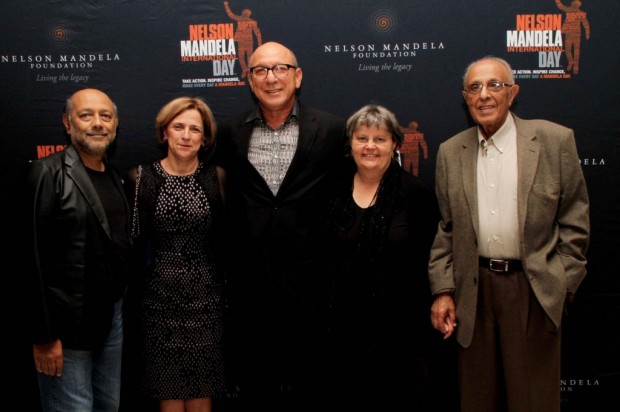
458, 267, 561, 412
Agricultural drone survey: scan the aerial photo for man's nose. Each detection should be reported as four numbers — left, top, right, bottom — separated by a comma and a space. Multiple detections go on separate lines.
265, 68, 278, 81
91, 114, 103, 127
479, 84, 492, 99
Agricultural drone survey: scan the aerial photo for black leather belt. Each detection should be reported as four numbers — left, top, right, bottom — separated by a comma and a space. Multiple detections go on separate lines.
479, 257, 523, 273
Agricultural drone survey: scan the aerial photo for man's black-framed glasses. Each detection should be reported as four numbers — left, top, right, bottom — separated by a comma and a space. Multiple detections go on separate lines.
464, 80, 513, 94
250, 64, 297, 80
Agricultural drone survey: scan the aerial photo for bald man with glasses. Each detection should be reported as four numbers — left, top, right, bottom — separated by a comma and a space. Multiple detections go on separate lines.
215, 41, 346, 411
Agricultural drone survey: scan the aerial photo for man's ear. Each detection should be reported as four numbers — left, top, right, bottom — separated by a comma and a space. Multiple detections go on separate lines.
62, 114, 71, 133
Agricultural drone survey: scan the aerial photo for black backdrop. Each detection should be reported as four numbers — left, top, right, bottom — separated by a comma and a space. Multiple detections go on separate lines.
2, 1, 618, 410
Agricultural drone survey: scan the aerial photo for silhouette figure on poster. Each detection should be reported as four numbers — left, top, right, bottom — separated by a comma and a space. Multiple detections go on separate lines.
224, 1, 263, 79
555, 0, 590, 74
399, 120, 428, 176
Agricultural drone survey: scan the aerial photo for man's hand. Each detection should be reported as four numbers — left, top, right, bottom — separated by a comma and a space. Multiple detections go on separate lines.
33, 339, 64, 377
430, 293, 457, 339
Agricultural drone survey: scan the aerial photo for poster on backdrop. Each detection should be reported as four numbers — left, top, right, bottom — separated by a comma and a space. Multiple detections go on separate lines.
1, 1, 618, 410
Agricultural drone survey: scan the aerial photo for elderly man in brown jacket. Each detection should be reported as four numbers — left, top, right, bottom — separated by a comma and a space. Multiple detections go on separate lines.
428, 56, 589, 412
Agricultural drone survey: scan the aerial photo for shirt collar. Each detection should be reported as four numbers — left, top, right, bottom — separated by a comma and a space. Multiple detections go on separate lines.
478, 113, 515, 153
244, 99, 300, 125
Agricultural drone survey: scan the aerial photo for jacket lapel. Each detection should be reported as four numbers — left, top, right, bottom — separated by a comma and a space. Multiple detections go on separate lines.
236, 119, 254, 158
514, 116, 540, 236
461, 129, 480, 238
64, 146, 112, 239
277, 108, 318, 196
236, 118, 274, 196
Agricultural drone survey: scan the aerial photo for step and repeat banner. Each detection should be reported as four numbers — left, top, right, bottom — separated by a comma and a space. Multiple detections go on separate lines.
2, 1, 618, 410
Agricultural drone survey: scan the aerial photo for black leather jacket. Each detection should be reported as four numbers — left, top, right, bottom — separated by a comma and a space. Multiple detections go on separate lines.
25, 145, 131, 349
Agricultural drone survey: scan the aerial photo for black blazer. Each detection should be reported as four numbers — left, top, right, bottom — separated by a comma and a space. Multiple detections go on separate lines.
25, 145, 131, 349
216, 101, 346, 302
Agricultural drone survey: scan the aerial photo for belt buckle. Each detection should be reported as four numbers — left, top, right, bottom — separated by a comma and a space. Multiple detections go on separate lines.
489, 259, 509, 272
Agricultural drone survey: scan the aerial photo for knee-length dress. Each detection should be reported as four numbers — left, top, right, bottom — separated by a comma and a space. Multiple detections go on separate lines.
131, 161, 225, 400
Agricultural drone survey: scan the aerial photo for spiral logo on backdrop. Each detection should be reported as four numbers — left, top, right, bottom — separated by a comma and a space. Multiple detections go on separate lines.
47, 20, 71, 47
369, 9, 398, 36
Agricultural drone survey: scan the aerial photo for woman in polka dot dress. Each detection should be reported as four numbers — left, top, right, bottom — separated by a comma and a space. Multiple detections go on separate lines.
127, 96, 226, 411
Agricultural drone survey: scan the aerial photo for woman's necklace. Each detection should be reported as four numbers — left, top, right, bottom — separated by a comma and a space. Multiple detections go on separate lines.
367, 185, 379, 207
353, 172, 380, 208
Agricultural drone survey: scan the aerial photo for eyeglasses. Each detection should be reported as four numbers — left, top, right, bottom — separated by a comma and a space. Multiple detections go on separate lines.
249, 64, 297, 80
464, 80, 513, 94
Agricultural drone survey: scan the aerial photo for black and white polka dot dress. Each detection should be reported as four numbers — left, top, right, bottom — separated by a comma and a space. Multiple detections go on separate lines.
135, 161, 225, 400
